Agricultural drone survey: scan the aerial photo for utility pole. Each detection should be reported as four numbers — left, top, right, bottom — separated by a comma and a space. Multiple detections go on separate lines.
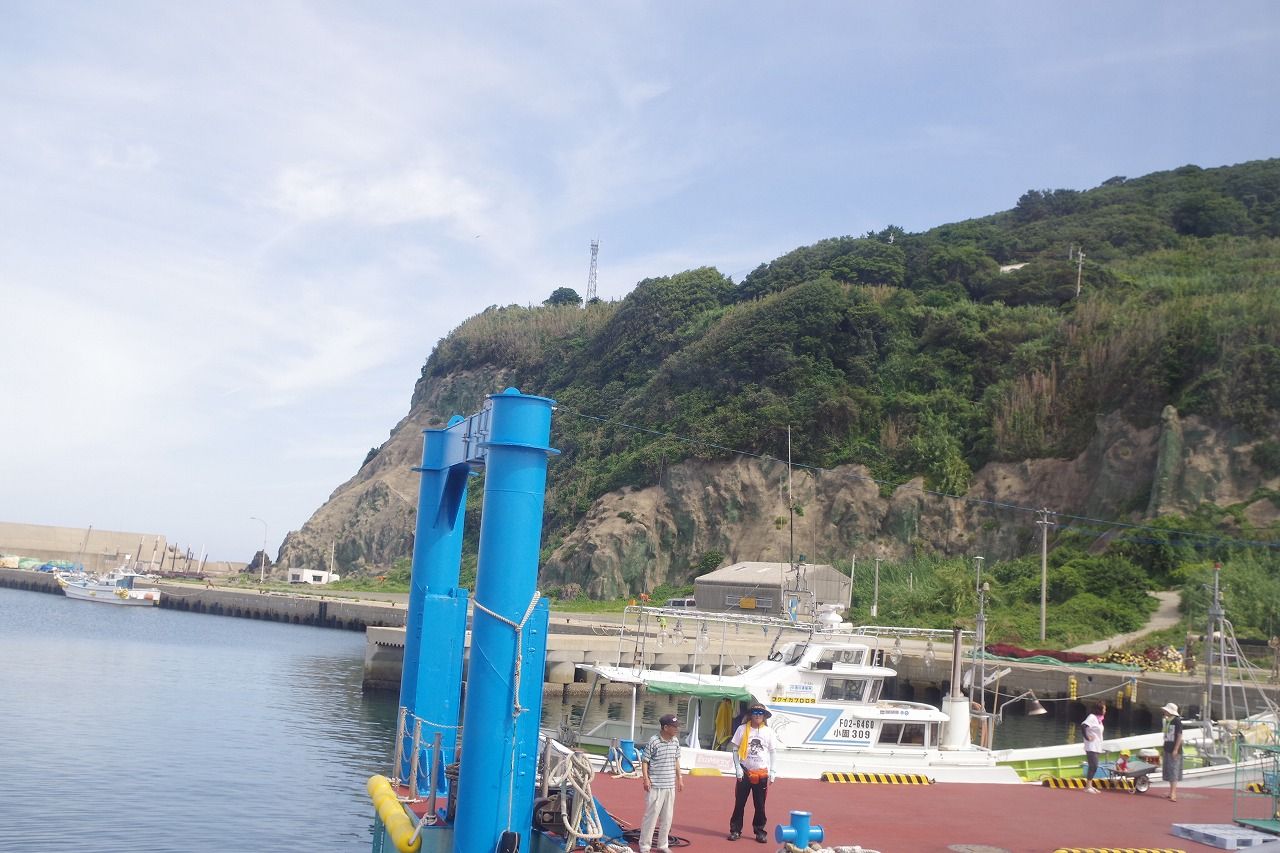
785, 426, 795, 619
250, 516, 268, 584
872, 557, 881, 619
1037, 508, 1054, 642
1075, 248, 1086, 298
849, 554, 856, 612
972, 555, 986, 709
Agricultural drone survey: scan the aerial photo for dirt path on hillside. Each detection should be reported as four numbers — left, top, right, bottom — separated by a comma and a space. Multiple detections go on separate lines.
1066, 589, 1182, 654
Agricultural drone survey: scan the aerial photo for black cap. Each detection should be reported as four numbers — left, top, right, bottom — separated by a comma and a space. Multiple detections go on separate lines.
659, 714, 679, 727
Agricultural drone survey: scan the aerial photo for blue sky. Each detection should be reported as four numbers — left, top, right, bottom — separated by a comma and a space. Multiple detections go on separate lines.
3, 2, 1277, 564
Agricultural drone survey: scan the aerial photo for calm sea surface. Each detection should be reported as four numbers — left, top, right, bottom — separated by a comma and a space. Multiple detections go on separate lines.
0, 586, 398, 853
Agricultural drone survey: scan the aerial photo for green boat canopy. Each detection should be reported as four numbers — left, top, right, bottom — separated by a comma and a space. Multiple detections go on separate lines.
644, 680, 754, 702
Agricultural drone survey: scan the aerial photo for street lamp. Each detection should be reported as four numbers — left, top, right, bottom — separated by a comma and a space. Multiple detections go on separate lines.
250, 516, 268, 583
997, 690, 1047, 722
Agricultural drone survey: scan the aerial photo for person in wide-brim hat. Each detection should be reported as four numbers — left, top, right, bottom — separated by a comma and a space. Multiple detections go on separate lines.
1161, 702, 1184, 801
727, 702, 777, 842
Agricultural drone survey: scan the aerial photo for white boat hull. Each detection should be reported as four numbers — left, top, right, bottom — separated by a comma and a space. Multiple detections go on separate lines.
58, 576, 161, 606
994, 716, 1279, 788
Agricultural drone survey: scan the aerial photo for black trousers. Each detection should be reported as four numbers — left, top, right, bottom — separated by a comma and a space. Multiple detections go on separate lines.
729, 776, 769, 834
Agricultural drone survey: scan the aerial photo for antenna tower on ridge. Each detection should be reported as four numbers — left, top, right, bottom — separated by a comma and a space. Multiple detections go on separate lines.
586, 239, 599, 302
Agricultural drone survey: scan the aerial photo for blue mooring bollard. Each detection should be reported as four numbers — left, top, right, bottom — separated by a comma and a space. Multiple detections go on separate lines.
775, 810, 824, 847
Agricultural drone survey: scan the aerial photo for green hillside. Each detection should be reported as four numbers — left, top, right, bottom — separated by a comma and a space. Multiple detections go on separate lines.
406, 158, 1280, 646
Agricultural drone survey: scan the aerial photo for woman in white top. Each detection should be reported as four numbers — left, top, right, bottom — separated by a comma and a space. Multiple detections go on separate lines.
1081, 702, 1106, 794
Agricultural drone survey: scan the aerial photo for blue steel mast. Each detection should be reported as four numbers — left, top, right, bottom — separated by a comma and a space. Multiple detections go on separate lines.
394, 387, 557, 853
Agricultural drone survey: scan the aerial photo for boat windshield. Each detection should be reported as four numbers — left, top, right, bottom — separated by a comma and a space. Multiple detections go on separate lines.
822, 677, 870, 702
879, 721, 934, 747
820, 648, 866, 666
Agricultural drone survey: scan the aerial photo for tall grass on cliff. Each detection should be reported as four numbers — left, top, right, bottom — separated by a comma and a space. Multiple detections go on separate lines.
991, 237, 1280, 458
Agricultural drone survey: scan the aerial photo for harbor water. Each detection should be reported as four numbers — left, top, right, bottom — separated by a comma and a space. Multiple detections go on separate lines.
0, 586, 397, 852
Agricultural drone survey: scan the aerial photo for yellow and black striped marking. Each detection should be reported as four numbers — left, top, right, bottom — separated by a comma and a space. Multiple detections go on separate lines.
820, 771, 933, 784
1041, 777, 1134, 791
1052, 848, 1185, 853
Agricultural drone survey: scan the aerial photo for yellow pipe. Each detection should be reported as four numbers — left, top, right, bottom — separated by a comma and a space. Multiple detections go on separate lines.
367, 775, 421, 853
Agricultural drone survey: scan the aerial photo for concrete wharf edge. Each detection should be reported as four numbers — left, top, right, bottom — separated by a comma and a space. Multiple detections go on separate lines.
0, 566, 406, 631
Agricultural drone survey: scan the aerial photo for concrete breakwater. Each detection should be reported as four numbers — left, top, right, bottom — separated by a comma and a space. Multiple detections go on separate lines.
362, 621, 1280, 731
8, 567, 1271, 724
361, 623, 776, 693
0, 566, 406, 631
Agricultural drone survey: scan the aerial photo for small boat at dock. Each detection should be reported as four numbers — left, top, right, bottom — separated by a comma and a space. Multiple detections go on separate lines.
57, 564, 161, 606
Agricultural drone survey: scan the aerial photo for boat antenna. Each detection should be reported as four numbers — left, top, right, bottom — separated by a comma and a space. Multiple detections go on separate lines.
77, 525, 93, 571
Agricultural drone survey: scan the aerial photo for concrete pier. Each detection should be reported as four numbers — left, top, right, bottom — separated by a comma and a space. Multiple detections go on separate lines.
364, 620, 1280, 724
9, 565, 1274, 718
0, 566, 407, 631
360, 622, 775, 691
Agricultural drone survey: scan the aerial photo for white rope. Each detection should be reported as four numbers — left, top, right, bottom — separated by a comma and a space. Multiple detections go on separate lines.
472, 590, 544, 834
602, 745, 642, 779
546, 749, 605, 846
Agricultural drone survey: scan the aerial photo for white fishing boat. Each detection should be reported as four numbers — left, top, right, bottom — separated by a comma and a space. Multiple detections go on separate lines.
564, 596, 1277, 786
57, 564, 161, 606
567, 604, 1026, 783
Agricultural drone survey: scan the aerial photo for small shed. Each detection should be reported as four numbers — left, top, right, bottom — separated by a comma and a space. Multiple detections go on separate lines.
287, 567, 341, 585
694, 561, 849, 616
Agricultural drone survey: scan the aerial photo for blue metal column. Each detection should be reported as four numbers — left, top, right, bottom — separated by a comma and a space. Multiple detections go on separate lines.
398, 415, 471, 790
454, 389, 556, 853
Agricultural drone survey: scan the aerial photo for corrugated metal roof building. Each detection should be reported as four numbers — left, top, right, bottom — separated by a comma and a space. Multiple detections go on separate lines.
693, 561, 849, 616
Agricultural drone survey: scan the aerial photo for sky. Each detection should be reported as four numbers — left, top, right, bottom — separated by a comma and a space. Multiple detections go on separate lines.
2, 2, 1278, 565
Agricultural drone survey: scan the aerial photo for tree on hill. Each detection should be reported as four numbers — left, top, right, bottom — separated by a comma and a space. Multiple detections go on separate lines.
544, 287, 582, 307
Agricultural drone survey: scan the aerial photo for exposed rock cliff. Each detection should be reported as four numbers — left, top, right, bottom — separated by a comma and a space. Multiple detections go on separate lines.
281, 380, 1278, 594
276, 369, 510, 575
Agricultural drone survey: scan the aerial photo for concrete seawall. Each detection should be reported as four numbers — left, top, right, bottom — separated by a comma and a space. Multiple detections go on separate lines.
362, 623, 775, 692
10, 566, 1274, 722
0, 567, 407, 631
365, 623, 1280, 729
